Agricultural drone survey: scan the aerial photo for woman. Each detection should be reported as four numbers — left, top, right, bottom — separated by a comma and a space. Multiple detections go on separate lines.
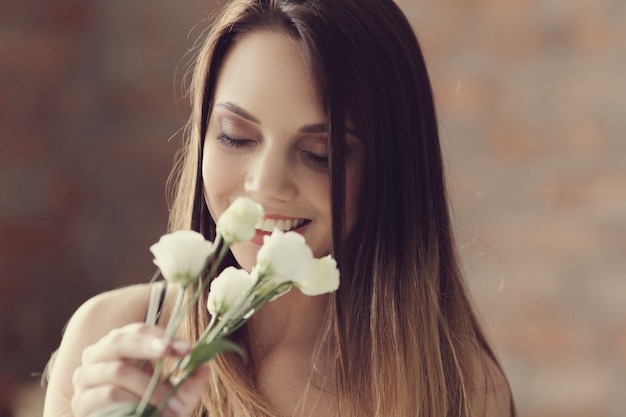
43, 0, 516, 416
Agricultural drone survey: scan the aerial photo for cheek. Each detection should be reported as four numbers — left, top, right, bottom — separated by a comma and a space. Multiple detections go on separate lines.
202, 155, 219, 194
201, 146, 235, 218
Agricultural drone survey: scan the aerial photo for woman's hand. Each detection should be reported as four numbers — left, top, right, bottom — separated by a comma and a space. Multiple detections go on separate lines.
70, 322, 211, 417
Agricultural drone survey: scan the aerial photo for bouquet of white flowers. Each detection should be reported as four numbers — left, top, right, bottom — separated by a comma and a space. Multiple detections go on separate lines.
93, 197, 340, 417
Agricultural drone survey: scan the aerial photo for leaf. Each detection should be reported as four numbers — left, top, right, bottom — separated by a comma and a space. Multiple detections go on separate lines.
182, 339, 247, 373
88, 402, 158, 417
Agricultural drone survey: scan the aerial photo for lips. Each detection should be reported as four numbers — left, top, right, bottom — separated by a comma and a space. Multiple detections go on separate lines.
250, 217, 311, 246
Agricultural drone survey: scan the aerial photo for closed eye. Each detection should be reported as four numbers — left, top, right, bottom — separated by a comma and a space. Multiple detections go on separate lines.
217, 132, 255, 149
302, 151, 329, 169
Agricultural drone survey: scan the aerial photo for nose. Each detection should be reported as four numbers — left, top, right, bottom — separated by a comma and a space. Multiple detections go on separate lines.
244, 147, 298, 203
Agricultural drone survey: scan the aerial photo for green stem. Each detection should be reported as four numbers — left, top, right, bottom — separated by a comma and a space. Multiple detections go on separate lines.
162, 314, 217, 383
179, 239, 231, 323
165, 285, 187, 338
136, 285, 185, 416
140, 235, 231, 416
152, 278, 292, 415
154, 372, 186, 416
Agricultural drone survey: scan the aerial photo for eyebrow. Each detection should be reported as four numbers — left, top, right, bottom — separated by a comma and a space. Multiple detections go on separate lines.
215, 101, 259, 123
214, 101, 358, 137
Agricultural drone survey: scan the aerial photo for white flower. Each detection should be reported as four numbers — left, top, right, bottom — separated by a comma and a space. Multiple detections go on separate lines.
250, 264, 291, 301
293, 255, 340, 296
216, 197, 264, 244
207, 267, 256, 316
149, 230, 215, 286
256, 230, 314, 286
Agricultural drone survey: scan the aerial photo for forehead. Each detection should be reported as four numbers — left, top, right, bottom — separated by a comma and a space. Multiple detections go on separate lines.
212, 30, 325, 128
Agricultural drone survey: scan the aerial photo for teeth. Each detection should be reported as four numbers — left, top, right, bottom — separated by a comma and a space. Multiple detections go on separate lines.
255, 218, 307, 232
265, 219, 277, 231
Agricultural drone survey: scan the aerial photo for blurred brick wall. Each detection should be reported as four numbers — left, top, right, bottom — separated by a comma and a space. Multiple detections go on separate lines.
0, 1, 216, 415
2, 1, 625, 416
398, 1, 626, 416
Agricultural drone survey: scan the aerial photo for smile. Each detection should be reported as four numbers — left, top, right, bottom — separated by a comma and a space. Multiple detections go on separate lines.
254, 217, 310, 232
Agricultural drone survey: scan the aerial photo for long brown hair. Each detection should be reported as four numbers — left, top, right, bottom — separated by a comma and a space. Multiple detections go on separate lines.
168, 0, 516, 416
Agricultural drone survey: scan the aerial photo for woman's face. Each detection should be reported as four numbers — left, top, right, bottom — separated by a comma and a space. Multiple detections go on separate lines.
202, 31, 363, 271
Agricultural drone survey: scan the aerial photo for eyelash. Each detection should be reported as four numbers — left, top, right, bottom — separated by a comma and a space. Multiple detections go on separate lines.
217, 132, 329, 169
302, 151, 329, 169
216, 132, 253, 148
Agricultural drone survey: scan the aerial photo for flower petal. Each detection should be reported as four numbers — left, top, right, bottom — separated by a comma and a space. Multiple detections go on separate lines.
293, 255, 340, 296
216, 197, 264, 244
256, 230, 314, 286
207, 267, 255, 316
149, 230, 214, 286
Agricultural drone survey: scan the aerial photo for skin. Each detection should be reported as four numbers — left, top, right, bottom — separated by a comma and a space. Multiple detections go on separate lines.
201, 30, 363, 415
43, 30, 363, 417
203, 31, 363, 271
43, 29, 512, 417
43, 284, 211, 417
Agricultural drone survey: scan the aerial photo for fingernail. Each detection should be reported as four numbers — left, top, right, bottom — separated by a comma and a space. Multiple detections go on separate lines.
172, 339, 191, 354
167, 397, 187, 415
150, 338, 167, 354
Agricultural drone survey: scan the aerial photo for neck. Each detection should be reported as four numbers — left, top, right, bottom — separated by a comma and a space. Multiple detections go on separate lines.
244, 290, 338, 416
246, 289, 329, 361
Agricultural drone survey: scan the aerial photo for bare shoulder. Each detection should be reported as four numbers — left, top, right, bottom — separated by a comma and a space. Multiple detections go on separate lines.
470, 352, 515, 417
74, 283, 153, 328
50, 282, 180, 367
45, 284, 152, 380
43, 283, 177, 417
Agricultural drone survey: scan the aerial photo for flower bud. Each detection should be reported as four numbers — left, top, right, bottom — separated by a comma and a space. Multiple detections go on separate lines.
207, 267, 255, 316
293, 255, 340, 296
256, 230, 314, 286
149, 230, 214, 286
216, 197, 264, 244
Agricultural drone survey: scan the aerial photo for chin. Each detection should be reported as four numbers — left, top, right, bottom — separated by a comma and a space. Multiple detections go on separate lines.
230, 242, 259, 272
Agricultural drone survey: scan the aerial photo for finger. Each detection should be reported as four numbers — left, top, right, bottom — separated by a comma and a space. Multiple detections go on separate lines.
167, 365, 212, 417
72, 363, 184, 417
71, 384, 140, 417
71, 385, 181, 417
73, 361, 166, 396
82, 324, 191, 364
